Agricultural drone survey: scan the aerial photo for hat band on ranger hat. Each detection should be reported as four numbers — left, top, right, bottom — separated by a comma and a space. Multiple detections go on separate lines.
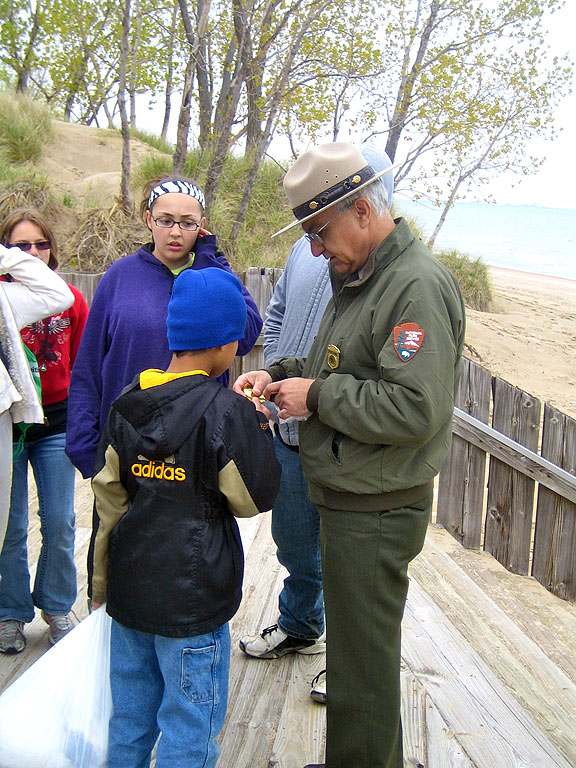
292, 165, 377, 220
271, 143, 396, 239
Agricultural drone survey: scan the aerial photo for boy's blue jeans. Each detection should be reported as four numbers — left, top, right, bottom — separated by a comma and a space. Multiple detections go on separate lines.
108, 619, 230, 768
271, 436, 325, 640
0, 432, 77, 622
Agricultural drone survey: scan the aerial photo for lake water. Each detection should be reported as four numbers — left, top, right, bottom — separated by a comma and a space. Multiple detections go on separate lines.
395, 200, 576, 281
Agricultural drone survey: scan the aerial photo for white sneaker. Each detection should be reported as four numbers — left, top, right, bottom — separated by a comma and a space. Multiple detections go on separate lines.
240, 624, 326, 659
310, 669, 326, 703
41, 611, 75, 645
0, 620, 26, 654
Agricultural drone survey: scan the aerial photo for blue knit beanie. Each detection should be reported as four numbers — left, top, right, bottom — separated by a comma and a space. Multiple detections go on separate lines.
167, 268, 247, 351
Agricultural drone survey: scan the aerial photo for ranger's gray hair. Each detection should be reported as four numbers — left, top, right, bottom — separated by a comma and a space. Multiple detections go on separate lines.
335, 178, 390, 217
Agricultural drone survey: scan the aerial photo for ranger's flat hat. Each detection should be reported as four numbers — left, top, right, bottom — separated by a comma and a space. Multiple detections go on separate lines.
272, 142, 394, 238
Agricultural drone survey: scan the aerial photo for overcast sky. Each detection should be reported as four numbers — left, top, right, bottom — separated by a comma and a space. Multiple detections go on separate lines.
471, 1, 575, 210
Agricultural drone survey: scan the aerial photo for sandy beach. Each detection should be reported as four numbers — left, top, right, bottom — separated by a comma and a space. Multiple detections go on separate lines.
465, 266, 576, 419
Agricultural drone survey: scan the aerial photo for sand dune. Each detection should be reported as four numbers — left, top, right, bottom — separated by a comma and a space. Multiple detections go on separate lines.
465, 267, 576, 419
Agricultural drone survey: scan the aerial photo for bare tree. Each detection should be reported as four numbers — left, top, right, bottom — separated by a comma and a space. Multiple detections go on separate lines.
173, 0, 212, 174
161, 0, 180, 141
118, 0, 132, 213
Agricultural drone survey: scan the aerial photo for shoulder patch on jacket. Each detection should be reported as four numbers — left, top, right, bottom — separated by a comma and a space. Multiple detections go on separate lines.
393, 323, 425, 361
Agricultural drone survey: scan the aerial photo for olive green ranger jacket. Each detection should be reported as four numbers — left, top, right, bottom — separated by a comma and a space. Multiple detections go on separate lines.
268, 218, 466, 512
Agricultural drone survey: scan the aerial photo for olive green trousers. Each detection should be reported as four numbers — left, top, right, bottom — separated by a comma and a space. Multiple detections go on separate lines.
318, 494, 432, 768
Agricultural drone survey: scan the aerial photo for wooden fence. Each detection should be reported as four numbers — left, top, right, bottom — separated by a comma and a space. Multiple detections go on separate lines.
438, 357, 576, 602
64, 267, 576, 602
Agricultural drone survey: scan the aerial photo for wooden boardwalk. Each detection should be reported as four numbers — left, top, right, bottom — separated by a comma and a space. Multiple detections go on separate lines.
1, 474, 576, 768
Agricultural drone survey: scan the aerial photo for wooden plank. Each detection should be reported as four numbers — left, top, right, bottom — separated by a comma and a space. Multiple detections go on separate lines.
484, 380, 541, 574
533, 405, 576, 601
424, 692, 476, 768
400, 668, 428, 767
402, 661, 477, 767
268, 654, 326, 767
402, 578, 574, 768
59, 271, 104, 306
437, 359, 491, 548
409, 530, 576, 764
0, 527, 91, 693
452, 409, 576, 503
241, 267, 274, 373
220, 513, 324, 768
423, 524, 576, 684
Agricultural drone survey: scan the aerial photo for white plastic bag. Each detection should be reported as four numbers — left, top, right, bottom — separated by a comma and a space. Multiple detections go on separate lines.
0, 606, 112, 768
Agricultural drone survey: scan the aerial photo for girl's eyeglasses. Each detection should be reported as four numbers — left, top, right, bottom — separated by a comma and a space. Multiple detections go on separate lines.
8, 240, 51, 252
152, 216, 200, 232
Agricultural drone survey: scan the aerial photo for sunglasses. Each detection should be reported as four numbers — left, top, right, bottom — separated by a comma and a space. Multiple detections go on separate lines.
8, 240, 51, 252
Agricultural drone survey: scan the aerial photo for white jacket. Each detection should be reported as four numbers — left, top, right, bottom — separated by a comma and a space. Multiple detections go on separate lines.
0, 245, 74, 425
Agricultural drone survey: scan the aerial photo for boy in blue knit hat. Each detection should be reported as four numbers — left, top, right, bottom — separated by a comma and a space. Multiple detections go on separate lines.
90, 267, 281, 768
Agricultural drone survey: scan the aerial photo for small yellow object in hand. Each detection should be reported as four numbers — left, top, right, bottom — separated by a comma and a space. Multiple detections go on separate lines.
243, 386, 266, 403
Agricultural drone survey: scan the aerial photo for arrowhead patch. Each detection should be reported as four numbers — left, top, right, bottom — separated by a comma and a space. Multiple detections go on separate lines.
393, 323, 425, 361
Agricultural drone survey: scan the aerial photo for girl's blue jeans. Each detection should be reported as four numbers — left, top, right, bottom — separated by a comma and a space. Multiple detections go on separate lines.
0, 432, 77, 622
108, 620, 231, 768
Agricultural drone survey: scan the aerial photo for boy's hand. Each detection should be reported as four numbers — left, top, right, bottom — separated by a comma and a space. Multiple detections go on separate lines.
197, 226, 212, 237
233, 370, 272, 403
92, 601, 103, 611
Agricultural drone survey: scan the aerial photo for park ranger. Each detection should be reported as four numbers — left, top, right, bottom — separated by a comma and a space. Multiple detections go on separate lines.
234, 141, 465, 768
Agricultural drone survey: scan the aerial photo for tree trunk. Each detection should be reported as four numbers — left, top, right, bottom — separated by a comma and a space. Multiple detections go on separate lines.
202, 73, 243, 214
129, 0, 142, 128
173, 0, 212, 174
16, 0, 43, 93
428, 180, 461, 249
173, 53, 196, 174
118, 0, 132, 214
386, 0, 440, 162
195, 0, 213, 151
87, 51, 116, 128
228, 0, 330, 247
212, 37, 238, 149
63, 47, 91, 122
161, 1, 179, 142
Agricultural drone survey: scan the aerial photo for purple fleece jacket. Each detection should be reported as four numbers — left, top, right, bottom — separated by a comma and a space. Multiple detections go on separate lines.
66, 237, 262, 478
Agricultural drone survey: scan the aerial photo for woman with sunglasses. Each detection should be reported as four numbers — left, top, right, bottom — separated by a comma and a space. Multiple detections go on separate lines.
66, 175, 262, 481
0, 209, 88, 654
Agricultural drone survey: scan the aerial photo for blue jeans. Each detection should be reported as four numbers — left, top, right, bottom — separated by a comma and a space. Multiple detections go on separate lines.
108, 620, 230, 768
272, 436, 324, 640
0, 432, 77, 623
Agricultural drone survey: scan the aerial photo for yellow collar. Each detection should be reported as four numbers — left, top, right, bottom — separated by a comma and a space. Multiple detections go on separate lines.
139, 368, 208, 390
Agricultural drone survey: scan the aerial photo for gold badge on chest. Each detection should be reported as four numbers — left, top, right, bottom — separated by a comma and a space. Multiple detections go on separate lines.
327, 344, 341, 370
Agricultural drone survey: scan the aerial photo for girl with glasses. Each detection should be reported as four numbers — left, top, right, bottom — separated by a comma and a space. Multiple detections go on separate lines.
0, 209, 87, 653
65, 176, 262, 598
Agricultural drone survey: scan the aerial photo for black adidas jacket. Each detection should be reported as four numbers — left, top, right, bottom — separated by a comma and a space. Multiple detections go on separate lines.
91, 374, 280, 638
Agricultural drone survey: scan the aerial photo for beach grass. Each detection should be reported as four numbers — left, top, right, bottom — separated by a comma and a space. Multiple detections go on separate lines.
436, 249, 493, 311
0, 91, 53, 164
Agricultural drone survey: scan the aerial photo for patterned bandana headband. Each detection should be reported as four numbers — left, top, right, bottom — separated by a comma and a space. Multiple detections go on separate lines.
148, 180, 205, 211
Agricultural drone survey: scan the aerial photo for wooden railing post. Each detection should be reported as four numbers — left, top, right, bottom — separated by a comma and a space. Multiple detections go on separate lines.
533, 405, 576, 601
437, 359, 491, 548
